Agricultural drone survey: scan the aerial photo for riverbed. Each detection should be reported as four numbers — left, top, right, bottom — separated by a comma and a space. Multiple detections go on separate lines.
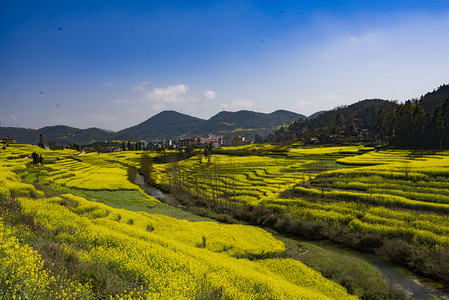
306, 239, 448, 298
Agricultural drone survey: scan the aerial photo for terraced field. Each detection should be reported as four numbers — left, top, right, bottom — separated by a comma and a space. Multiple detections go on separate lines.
147, 144, 449, 290
151, 145, 449, 249
1, 143, 358, 299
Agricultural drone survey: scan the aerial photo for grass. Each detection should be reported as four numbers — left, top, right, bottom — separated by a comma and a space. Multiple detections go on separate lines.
72, 189, 215, 222
284, 238, 389, 298
6, 143, 449, 298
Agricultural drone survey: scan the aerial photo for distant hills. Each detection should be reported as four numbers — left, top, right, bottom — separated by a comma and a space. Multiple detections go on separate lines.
272, 84, 449, 149
1, 110, 306, 145
3, 84, 448, 147
0, 126, 115, 146
186, 110, 306, 140
115, 110, 205, 141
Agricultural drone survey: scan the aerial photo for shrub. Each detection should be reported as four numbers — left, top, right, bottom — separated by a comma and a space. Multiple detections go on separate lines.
127, 166, 138, 183
377, 239, 413, 265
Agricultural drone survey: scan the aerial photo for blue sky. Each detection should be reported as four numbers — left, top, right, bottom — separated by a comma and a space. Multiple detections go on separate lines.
1, 1, 449, 131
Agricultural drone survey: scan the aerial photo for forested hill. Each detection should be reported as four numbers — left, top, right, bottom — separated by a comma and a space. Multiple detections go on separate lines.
392, 84, 449, 149
272, 99, 397, 144
3, 85, 448, 148
272, 84, 449, 149
190, 110, 306, 138
0, 126, 115, 147
115, 110, 206, 141
1, 109, 304, 145
419, 84, 449, 113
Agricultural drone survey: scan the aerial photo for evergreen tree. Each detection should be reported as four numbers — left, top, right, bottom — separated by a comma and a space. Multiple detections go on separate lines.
376, 108, 388, 145
140, 152, 153, 184
38, 134, 45, 148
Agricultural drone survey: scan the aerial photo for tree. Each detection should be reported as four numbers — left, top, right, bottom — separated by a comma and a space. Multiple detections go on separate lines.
38, 134, 45, 148
31, 152, 39, 165
127, 166, 138, 183
425, 97, 449, 149
391, 101, 427, 148
336, 111, 345, 131
376, 108, 388, 145
140, 152, 153, 184
48, 141, 57, 150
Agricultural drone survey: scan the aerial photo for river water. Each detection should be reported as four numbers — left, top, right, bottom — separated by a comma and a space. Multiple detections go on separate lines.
135, 174, 447, 298
135, 174, 179, 206
307, 240, 448, 298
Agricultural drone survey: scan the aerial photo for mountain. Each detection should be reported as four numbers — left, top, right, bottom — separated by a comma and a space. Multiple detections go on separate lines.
116, 110, 305, 141
272, 99, 398, 143
35, 125, 83, 143
194, 110, 303, 133
308, 110, 327, 119
115, 110, 205, 141
2, 109, 305, 145
418, 84, 449, 113
0, 126, 115, 146
0, 127, 36, 143
304, 99, 397, 130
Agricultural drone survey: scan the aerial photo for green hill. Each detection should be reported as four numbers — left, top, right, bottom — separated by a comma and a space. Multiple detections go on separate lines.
115, 110, 205, 141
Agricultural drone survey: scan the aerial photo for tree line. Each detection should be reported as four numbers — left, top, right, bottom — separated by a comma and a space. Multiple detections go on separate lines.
271, 85, 449, 150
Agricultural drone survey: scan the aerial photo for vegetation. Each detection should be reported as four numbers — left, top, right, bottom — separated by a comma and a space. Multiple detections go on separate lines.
149, 144, 449, 291
1, 110, 303, 145
1, 143, 359, 299
273, 84, 449, 150
4, 141, 449, 298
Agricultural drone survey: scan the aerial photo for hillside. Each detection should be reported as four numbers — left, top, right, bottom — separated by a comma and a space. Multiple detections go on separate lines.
3, 84, 448, 146
190, 109, 305, 138
118, 109, 305, 141
419, 84, 449, 112
0, 126, 115, 146
273, 99, 398, 143
2, 109, 304, 145
273, 84, 449, 149
115, 110, 206, 141
0, 143, 359, 299
0, 127, 36, 143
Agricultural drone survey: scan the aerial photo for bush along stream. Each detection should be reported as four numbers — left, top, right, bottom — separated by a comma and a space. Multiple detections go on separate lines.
135, 173, 449, 299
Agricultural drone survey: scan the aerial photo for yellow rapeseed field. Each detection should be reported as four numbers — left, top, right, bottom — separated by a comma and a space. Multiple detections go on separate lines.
0, 143, 357, 299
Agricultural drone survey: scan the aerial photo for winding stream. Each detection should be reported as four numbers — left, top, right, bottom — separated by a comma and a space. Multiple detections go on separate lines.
135, 175, 179, 206
306, 240, 448, 298
135, 174, 447, 298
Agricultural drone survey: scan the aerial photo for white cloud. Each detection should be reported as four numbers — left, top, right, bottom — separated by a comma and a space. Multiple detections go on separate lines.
145, 84, 188, 103
151, 103, 166, 111
144, 84, 199, 104
133, 85, 146, 92
114, 83, 204, 118
203, 90, 216, 100
132, 81, 150, 92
